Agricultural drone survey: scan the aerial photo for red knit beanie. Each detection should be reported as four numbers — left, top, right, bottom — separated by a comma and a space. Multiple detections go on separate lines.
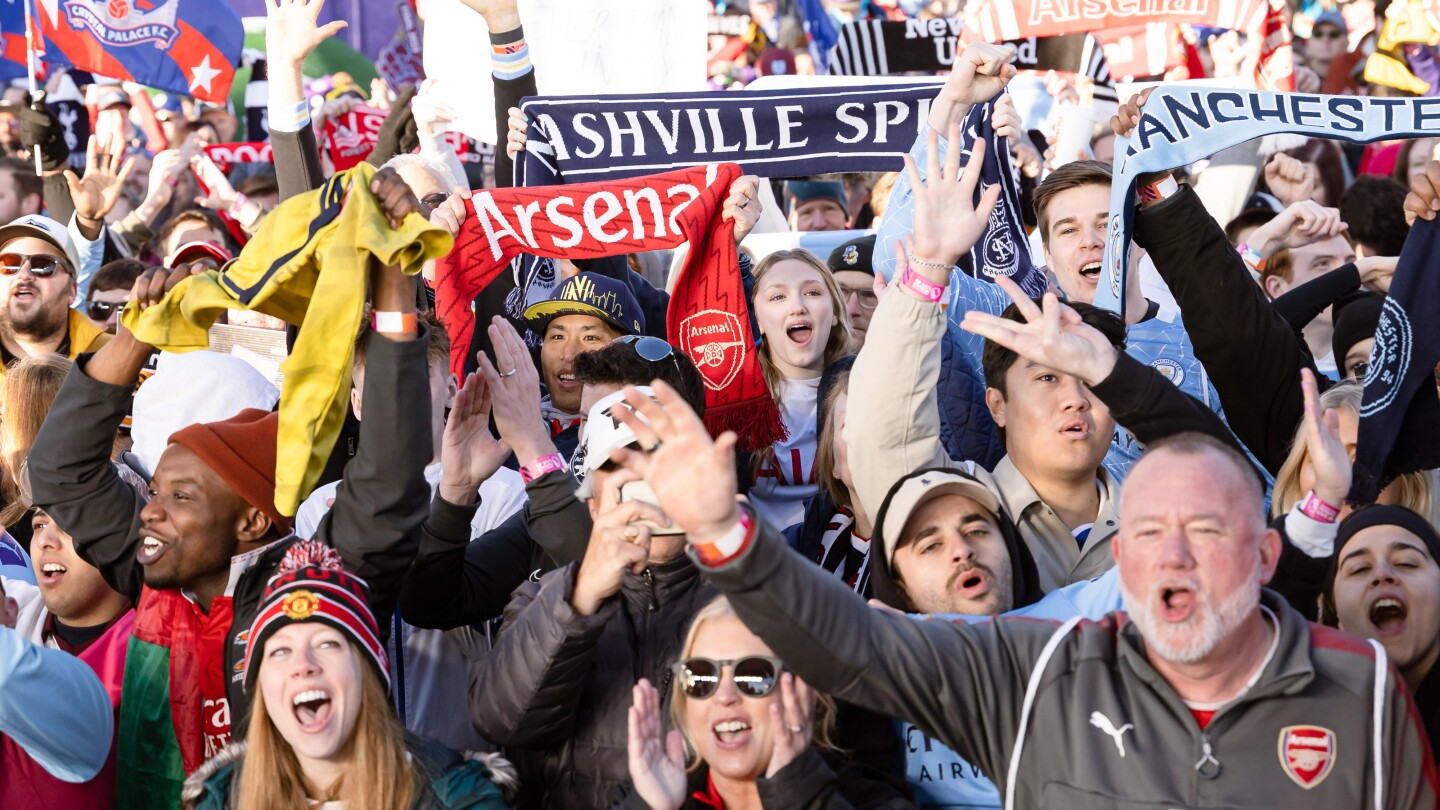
169, 408, 291, 533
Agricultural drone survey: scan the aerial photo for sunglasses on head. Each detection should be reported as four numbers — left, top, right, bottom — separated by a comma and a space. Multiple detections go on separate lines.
0, 252, 70, 278
673, 655, 785, 700
614, 334, 676, 363
86, 299, 123, 320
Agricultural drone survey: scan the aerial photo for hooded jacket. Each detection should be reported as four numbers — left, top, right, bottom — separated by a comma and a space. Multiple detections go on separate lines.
468, 553, 716, 809
867, 466, 1044, 615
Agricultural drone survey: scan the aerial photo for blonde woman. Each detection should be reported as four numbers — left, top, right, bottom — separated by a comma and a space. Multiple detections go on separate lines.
1269, 371, 1436, 620
183, 542, 513, 810
748, 249, 852, 531
622, 595, 913, 810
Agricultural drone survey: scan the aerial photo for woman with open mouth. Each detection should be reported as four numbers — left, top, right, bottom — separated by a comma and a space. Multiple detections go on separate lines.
621, 595, 912, 809
182, 541, 514, 810
1321, 506, 1440, 759
747, 249, 853, 533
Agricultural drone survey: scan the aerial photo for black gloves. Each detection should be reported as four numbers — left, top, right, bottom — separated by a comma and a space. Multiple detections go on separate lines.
19, 92, 69, 172
366, 84, 418, 167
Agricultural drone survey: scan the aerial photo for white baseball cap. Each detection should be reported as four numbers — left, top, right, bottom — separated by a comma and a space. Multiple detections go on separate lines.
0, 215, 81, 275
877, 470, 1002, 569
574, 386, 655, 499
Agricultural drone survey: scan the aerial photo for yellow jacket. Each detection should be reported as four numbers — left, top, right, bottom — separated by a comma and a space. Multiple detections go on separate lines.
121, 163, 452, 514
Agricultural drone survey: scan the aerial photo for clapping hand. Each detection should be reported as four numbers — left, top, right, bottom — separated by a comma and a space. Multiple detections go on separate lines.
627, 679, 687, 810
1300, 367, 1351, 508
765, 672, 818, 777
438, 370, 511, 506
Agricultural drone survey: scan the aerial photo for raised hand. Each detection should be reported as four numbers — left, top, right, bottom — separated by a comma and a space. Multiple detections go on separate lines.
475, 316, 556, 468
438, 370, 511, 506
1246, 200, 1345, 256
904, 124, 1001, 273
1403, 159, 1440, 224
1301, 368, 1351, 508
721, 175, 762, 245
412, 79, 458, 139
1109, 87, 1155, 139
1264, 152, 1318, 208
66, 134, 135, 225
929, 42, 1017, 133
765, 673, 818, 778
627, 679, 687, 810
1356, 255, 1399, 293
571, 469, 668, 616
608, 382, 741, 543
992, 92, 1022, 145
191, 153, 239, 212
369, 165, 423, 228
505, 107, 528, 160
454, 0, 522, 30
131, 262, 208, 311
960, 276, 1119, 386
265, 0, 348, 69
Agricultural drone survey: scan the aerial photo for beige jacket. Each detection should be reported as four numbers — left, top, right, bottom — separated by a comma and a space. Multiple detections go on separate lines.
846, 289, 1118, 592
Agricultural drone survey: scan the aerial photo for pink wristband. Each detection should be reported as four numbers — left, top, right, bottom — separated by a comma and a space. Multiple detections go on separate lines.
520, 452, 566, 484
1299, 490, 1341, 524
900, 267, 946, 304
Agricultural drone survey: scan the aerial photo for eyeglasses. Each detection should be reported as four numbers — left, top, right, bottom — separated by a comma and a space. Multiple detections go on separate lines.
1349, 360, 1370, 383
420, 192, 451, 211
673, 656, 785, 700
1311, 28, 1344, 40
841, 285, 878, 311
614, 334, 676, 363
0, 253, 70, 278
86, 299, 123, 320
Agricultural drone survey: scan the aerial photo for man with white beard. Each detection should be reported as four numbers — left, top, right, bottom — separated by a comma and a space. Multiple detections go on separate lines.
608, 380, 1438, 808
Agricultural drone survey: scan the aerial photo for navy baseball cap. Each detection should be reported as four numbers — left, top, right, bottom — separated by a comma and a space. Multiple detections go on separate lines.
523, 271, 644, 336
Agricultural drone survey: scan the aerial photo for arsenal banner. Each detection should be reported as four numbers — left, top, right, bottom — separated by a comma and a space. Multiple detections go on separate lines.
968, 0, 1271, 43
518, 82, 942, 186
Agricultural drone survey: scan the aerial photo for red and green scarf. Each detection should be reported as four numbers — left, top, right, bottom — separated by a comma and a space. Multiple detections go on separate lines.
434, 163, 784, 449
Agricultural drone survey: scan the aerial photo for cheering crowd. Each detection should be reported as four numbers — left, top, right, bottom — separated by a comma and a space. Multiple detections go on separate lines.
1, 0, 1440, 807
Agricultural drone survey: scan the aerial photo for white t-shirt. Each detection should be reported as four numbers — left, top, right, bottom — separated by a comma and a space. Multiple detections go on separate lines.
748, 377, 820, 531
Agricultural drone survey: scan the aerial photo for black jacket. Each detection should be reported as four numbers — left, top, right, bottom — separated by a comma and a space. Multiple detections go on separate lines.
612, 748, 915, 810
400, 467, 592, 629
1133, 184, 1329, 474
469, 554, 716, 809
27, 329, 435, 728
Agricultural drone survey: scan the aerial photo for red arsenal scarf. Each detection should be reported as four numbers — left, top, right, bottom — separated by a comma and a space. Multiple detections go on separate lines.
435, 162, 785, 450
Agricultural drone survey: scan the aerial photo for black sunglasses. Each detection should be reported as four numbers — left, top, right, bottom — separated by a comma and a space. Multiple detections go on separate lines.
86, 299, 123, 320
0, 252, 70, 278
1349, 360, 1370, 383
673, 655, 785, 700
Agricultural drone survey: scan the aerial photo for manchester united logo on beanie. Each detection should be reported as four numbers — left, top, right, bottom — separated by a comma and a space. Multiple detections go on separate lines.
242, 541, 388, 691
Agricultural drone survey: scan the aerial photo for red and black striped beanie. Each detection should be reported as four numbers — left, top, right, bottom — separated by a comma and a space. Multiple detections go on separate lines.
242, 540, 388, 691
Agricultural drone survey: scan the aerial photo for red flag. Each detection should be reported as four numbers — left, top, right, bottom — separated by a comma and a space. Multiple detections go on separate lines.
1256, 0, 1296, 91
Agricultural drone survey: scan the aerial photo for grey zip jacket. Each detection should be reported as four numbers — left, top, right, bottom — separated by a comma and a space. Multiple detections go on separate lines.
699, 513, 1438, 810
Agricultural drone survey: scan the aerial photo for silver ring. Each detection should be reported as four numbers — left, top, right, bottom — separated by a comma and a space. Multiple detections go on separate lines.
789, 724, 803, 734
500, 368, 518, 378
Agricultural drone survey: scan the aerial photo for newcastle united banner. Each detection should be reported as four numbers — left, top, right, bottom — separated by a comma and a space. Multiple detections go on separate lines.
518, 82, 942, 185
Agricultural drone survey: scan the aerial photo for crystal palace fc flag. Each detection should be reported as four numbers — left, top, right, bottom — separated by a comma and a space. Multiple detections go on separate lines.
30, 0, 242, 102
